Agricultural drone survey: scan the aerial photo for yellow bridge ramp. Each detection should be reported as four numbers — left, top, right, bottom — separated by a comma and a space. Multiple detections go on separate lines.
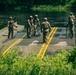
38, 27, 58, 58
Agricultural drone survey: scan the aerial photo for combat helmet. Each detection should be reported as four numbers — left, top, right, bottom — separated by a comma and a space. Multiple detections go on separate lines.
70, 12, 73, 15
44, 17, 48, 21
30, 16, 33, 19
35, 15, 38, 18
9, 16, 13, 19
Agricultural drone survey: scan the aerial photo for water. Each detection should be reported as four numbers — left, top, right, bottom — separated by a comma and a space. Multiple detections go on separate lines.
0, 9, 76, 28
0, 9, 76, 45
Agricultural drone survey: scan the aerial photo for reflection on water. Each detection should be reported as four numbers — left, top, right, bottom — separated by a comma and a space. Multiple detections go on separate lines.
0, 9, 76, 28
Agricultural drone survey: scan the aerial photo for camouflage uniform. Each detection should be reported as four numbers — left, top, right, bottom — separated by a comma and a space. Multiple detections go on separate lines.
33, 15, 40, 36
68, 12, 75, 38
8, 17, 15, 38
41, 18, 51, 43
27, 16, 34, 38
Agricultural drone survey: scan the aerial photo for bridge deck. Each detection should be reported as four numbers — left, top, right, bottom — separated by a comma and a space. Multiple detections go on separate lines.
0, 26, 75, 57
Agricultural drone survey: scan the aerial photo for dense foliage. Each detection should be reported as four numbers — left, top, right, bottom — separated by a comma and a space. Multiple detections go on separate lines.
68, 47, 76, 69
0, 0, 75, 10
0, 47, 76, 75
0, 0, 74, 5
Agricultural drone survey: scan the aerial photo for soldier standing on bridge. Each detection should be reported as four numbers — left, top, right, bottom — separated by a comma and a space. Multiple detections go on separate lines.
33, 15, 40, 36
67, 12, 75, 39
27, 16, 34, 38
41, 17, 51, 43
8, 16, 17, 38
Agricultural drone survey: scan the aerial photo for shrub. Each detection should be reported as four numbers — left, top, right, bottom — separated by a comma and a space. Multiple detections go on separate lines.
0, 47, 76, 75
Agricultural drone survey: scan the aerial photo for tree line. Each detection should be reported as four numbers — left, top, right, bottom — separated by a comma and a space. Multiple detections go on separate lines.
0, 0, 75, 10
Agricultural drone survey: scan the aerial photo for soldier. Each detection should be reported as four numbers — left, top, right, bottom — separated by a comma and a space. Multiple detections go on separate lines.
68, 12, 75, 39
41, 17, 51, 43
27, 16, 34, 38
8, 16, 17, 38
33, 15, 40, 36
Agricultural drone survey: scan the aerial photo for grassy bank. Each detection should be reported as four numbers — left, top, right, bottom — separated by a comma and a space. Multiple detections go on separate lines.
0, 47, 76, 75
31, 0, 75, 12
31, 5, 68, 12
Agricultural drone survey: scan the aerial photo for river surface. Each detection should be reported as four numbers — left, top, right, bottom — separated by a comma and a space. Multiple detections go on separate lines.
0, 9, 76, 28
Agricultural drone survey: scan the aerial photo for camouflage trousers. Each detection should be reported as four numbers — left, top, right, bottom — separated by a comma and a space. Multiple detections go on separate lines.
43, 32, 48, 43
8, 28, 13, 38
27, 27, 31, 38
33, 25, 38, 36
69, 25, 74, 38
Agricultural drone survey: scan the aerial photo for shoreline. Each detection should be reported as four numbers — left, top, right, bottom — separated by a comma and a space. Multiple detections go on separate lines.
31, 5, 70, 12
